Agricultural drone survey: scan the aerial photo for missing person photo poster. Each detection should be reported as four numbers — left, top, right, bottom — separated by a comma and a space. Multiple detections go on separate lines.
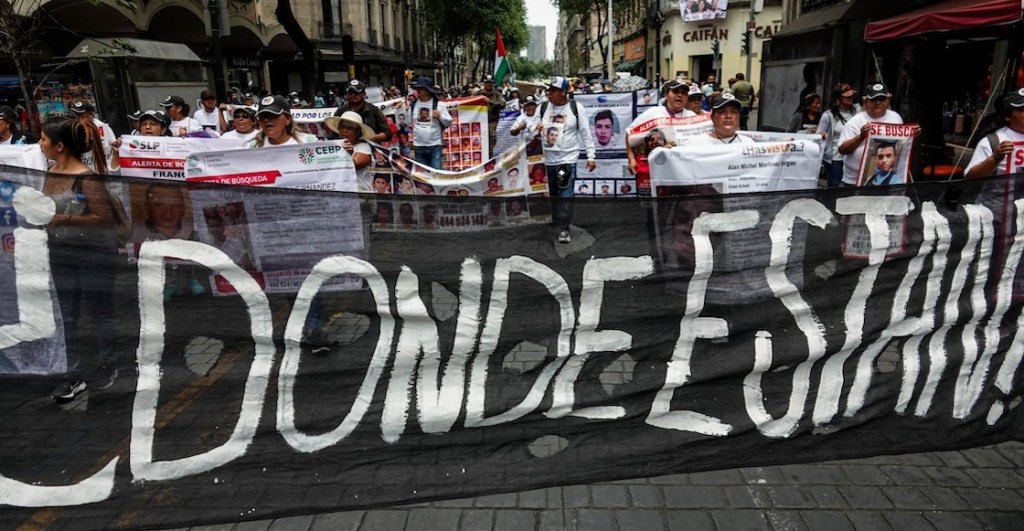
574, 92, 633, 158
636, 89, 660, 114
855, 123, 917, 186
680, 0, 727, 22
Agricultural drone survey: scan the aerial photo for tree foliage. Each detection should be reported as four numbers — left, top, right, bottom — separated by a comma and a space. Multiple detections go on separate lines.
421, 0, 529, 78
551, 0, 631, 74
509, 56, 554, 82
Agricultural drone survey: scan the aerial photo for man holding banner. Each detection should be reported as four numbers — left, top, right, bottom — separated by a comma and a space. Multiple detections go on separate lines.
837, 82, 915, 186
626, 79, 696, 189
966, 88, 1024, 178
410, 77, 452, 169
537, 76, 596, 244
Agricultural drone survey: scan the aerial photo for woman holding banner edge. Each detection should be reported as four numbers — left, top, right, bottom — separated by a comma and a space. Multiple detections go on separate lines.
245, 95, 317, 148
325, 111, 375, 188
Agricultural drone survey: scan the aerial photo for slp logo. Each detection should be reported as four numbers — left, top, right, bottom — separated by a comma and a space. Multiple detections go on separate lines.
298, 147, 315, 165
1, 233, 13, 254
129, 139, 161, 150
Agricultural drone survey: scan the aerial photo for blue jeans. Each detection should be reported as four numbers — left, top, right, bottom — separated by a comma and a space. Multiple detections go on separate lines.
414, 145, 443, 169
545, 164, 575, 231
825, 161, 844, 188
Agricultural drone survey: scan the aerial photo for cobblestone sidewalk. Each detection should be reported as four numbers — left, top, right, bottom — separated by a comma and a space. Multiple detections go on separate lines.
177, 442, 1024, 531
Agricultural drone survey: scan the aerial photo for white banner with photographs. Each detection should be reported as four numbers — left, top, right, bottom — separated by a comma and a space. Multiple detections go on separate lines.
184, 141, 357, 192
437, 96, 491, 170
573, 159, 633, 197
649, 140, 821, 196
856, 123, 917, 186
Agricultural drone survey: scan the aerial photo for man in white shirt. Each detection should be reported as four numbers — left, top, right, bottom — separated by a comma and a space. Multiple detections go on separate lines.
536, 76, 597, 243
409, 76, 452, 169
837, 82, 918, 186
160, 95, 203, 137
627, 79, 696, 177
966, 88, 1024, 178
194, 90, 228, 134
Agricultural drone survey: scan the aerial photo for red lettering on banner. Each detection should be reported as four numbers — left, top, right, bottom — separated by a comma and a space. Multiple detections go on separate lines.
1014, 149, 1024, 167
189, 171, 283, 186
121, 157, 185, 169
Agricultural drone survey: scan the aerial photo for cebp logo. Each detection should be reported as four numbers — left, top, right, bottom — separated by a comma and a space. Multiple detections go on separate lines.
314, 145, 342, 155
653, 151, 668, 165
597, 96, 608, 103
129, 139, 161, 151
1, 233, 14, 254
298, 147, 316, 165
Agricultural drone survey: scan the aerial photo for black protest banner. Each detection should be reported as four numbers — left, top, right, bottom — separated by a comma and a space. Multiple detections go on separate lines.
1, 167, 1023, 530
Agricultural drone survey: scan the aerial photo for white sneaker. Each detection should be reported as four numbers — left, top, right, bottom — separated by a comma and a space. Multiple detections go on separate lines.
557, 230, 571, 243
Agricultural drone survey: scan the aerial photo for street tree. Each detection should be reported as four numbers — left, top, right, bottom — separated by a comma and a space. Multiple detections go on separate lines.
420, 0, 528, 81
0, 0, 137, 132
552, 0, 631, 78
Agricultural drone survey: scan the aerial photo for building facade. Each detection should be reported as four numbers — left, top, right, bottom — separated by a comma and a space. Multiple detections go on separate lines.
528, 25, 547, 63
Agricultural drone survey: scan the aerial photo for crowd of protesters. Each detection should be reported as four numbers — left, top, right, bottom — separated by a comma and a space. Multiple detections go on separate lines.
7, 72, 1024, 404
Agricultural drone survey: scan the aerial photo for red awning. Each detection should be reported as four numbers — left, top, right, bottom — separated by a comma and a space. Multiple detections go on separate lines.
864, 0, 1023, 42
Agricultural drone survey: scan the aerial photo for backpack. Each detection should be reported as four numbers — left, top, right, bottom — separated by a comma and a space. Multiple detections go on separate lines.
539, 100, 579, 129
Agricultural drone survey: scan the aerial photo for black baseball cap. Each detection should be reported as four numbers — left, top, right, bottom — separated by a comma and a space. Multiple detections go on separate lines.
128, 109, 143, 122
346, 79, 367, 93
864, 82, 891, 100
711, 93, 742, 110
256, 95, 290, 117
0, 106, 17, 121
159, 95, 186, 107
70, 101, 95, 114
1004, 87, 1024, 110
233, 106, 257, 117
139, 109, 171, 127
664, 79, 688, 92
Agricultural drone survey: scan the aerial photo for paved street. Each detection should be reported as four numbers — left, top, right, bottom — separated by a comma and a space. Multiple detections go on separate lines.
174, 442, 1024, 530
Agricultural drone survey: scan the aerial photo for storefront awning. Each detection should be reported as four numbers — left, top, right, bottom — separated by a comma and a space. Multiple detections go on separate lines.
775, 1, 856, 38
64, 38, 200, 62
864, 0, 1023, 42
616, 59, 644, 71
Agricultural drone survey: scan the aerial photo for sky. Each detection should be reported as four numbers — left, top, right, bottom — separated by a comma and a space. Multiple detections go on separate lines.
525, 0, 558, 61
